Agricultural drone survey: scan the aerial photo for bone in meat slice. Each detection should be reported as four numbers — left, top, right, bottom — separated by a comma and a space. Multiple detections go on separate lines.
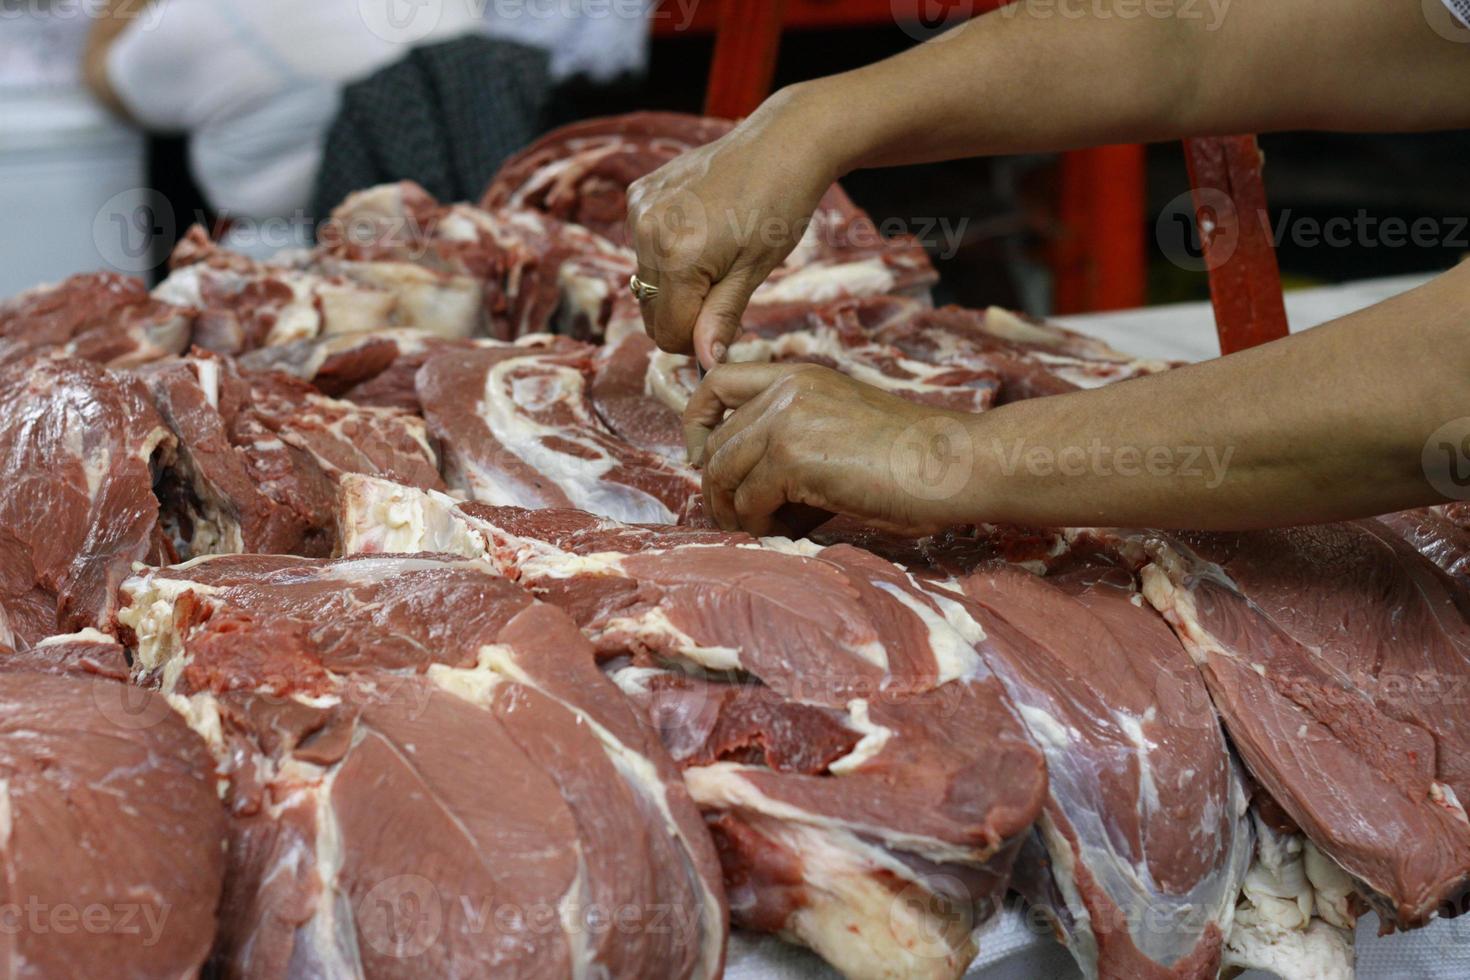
0, 356, 175, 647
950, 550, 1252, 979
1096, 523, 1470, 928
338, 476, 1048, 980
118, 552, 727, 979
0, 271, 193, 369
418, 344, 699, 524
139, 352, 443, 559
0, 664, 226, 978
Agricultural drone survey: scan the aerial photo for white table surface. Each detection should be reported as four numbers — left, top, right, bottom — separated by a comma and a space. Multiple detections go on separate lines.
730, 272, 1470, 980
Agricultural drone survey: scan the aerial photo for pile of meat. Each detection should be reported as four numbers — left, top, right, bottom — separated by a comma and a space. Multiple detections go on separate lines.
0, 112, 1463, 980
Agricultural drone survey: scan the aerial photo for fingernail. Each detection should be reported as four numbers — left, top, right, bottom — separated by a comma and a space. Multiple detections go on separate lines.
711, 342, 727, 364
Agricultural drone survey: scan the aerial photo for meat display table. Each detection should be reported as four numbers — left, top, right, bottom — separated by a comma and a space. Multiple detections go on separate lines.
726, 271, 1470, 980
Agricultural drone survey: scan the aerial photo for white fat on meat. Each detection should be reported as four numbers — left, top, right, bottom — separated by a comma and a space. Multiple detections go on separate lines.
1226, 814, 1356, 980
752, 259, 896, 306
339, 477, 486, 559
826, 700, 894, 776
684, 766, 980, 980
473, 356, 676, 523
0, 778, 11, 851
873, 582, 981, 682
117, 569, 224, 690
321, 260, 482, 338
685, 762, 982, 867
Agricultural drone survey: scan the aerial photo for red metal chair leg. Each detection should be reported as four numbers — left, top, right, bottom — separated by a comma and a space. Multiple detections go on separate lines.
703, 0, 787, 119
1054, 144, 1148, 314
1184, 135, 1289, 355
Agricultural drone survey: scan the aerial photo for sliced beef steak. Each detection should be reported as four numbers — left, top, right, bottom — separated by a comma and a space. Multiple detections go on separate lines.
418, 344, 699, 523
339, 477, 1048, 980
0, 666, 226, 978
0, 356, 174, 646
118, 553, 727, 979
139, 352, 442, 559
1100, 522, 1470, 928
0, 272, 192, 369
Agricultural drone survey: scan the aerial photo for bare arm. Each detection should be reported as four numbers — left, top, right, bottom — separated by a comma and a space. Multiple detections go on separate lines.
630, 0, 1470, 365
813, 0, 1470, 174
685, 263, 1470, 534
84, 0, 153, 120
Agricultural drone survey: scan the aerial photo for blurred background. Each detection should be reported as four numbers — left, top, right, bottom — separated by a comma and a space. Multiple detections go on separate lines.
1, 0, 1465, 316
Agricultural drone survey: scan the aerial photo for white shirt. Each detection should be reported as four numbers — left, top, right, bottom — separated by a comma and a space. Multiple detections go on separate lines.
1446, 0, 1470, 26
107, 0, 650, 220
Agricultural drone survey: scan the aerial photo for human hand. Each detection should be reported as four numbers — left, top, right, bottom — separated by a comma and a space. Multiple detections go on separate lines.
683, 363, 984, 536
627, 88, 841, 369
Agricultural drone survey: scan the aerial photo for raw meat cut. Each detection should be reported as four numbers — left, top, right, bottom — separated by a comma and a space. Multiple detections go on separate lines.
483, 112, 940, 312
338, 477, 1048, 980
117, 553, 728, 979
0, 272, 192, 368
418, 343, 700, 523
482, 112, 737, 242
0, 625, 131, 681
323, 182, 627, 340
951, 548, 1252, 979
139, 352, 443, 559
1381, 505, 1470, 588
0, 356, 174, 647
590, 321, 999, 463
240, 327, 585, 414
1097, 523, 1470, 928
0, 655, 227, 978
873, 305, 1172, 403
158, 226, 481, 355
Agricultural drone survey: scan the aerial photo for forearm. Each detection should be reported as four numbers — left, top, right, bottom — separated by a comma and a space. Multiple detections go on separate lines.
84, 0, 151, 119
787, 0, 1470, 175
956, 263, 1470, 531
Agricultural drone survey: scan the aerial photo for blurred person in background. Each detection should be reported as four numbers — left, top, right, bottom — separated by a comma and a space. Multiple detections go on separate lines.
84, 0, 651, 256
